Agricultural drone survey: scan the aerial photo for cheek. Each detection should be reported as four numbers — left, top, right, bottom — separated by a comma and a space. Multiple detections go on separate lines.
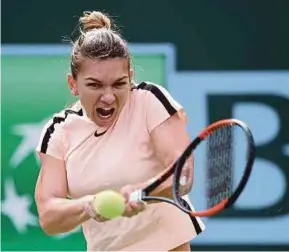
78, 89, 101, 104
116, 89, 130, 105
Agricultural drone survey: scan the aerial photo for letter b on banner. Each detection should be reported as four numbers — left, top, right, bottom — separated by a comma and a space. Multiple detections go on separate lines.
208, 94, 289, 218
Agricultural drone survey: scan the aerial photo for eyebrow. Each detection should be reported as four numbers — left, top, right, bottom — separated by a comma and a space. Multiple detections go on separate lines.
85, 76, 129, 83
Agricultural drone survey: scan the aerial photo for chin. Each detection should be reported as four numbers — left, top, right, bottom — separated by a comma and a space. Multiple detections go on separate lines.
94, 114, 117, 128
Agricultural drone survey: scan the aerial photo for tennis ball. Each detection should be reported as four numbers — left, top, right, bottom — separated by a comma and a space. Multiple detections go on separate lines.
92, 190, 126, 219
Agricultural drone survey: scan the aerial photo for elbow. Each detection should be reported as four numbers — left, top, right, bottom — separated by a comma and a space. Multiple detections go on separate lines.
38, 209, 73, 235
39, 222, 55, 236
38, 213, 58, 235
179, 176, 193, 196
38, 209, 62, 235
179, 186, 191, 196
39, 221, 57, 236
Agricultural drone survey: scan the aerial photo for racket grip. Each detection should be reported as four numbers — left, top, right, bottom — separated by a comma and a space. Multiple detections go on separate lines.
129, 190, 143, 203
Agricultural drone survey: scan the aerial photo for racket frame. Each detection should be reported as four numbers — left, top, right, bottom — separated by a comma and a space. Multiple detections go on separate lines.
129, 119, 255, 217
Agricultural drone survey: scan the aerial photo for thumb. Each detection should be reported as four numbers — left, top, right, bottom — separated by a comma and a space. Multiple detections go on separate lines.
120, 185, 135, 202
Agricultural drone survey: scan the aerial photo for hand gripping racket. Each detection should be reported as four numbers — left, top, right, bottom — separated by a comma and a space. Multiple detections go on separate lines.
129, 119, 255, 217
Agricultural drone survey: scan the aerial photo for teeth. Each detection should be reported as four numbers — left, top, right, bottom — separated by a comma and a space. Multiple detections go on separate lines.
98, 113, 112, 118
100, 114, 112, 118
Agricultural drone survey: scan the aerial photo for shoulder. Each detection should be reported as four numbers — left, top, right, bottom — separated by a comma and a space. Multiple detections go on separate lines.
133, 81, 168, 95
132, 81, 182, 116
37, 101, 85, 155
41, 101, 84, 134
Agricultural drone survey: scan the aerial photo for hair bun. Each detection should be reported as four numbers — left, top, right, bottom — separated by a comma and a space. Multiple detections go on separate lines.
80, 11, 111, 32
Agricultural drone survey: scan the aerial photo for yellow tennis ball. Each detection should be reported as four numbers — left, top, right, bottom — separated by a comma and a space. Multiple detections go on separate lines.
92, 190, 126, 219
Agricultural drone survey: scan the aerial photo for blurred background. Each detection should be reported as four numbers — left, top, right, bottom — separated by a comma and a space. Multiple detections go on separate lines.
1, 0, 289, 251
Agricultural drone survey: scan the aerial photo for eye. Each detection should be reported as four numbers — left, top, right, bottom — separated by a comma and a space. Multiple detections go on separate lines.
113, 82, 127, 89
86, 83, 102, 89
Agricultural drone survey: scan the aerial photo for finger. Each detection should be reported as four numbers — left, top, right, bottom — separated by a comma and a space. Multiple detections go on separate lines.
129, 201, 146, 213
126, 208, 140, 217
120, 186, 135, 202
129, 201, 139, 209
98, 216, 109, 222
138, 202, 146, 211
93, 213, 110, 222
125, 201, 146, 217
123, 204, 134, 217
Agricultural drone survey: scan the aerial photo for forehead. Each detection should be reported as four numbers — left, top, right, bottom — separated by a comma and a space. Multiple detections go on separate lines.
78, 57, 129, 82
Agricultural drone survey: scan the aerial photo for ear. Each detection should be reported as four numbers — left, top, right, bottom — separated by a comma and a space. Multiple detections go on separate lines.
129, 68, 134, 81
67, 74, 79, 96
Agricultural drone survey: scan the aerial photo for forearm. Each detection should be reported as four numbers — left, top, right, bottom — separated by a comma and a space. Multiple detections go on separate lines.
137, 158, 194, 200
144, 178, 174, 198
38, 195, 93, 235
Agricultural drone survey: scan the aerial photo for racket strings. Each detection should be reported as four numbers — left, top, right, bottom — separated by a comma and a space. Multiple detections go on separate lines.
206, 126, 235, 208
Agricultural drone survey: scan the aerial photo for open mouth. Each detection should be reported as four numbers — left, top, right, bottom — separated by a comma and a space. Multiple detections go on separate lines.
96, 108, 115, 119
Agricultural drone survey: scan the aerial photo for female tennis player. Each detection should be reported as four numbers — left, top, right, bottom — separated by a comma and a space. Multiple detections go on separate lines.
34, 11, 205, 251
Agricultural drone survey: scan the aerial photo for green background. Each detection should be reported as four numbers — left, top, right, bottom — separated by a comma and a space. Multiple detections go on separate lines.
1, 52, 167, 251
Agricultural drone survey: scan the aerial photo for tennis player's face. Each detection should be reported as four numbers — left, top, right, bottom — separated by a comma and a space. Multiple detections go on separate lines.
69, 57, 132, 127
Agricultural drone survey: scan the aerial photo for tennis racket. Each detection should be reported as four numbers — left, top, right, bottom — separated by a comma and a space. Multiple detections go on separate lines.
129, 119, 255, 217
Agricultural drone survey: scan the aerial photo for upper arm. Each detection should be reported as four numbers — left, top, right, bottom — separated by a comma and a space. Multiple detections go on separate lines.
150, 112, 191, 168
35, 155, 68, 206
150, 112, 194, 194
143, 82, 191, 166
144, 83, 194, 191
35, 115, 68, 207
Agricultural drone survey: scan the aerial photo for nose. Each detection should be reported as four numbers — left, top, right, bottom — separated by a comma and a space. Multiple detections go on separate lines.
100, 88, 116, 105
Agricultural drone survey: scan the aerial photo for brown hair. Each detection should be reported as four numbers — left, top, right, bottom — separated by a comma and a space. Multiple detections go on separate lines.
70, 11, 131, 79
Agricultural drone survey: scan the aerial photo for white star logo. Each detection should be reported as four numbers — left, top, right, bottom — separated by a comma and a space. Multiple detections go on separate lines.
9, 118, 81, 239
10, 120, 47, 168
7, 117, 81, 239
1, 179, 38, 233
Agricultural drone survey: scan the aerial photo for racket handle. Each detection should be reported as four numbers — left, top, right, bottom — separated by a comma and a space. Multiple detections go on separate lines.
129, 190, 143, 203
